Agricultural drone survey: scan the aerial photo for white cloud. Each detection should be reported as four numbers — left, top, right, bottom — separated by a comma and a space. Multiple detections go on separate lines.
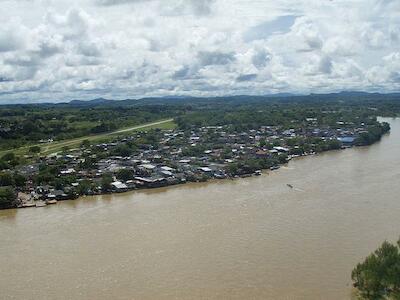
0, 20, 27, 52
291, 17, 323, 52
0, 0, 399, 103
251, 47, 272, 70
323, 37, 359, 57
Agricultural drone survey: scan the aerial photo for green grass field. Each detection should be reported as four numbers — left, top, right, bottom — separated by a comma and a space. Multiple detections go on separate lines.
1, 119, 176, 157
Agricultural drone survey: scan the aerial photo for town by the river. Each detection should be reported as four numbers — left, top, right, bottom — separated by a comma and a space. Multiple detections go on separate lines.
0, 117, 399, 300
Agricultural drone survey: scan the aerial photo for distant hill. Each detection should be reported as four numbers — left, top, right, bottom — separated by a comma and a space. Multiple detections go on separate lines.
1, 91, 400, 107
68, 98, 115, 106
64, 92, 400, 107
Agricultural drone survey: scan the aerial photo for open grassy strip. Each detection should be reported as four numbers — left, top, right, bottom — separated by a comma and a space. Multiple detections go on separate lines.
41, 119, 176, 155
1, 119, 176, 157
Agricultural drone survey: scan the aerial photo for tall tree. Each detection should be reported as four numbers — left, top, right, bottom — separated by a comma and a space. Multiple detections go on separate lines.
352, 239, 400, 299
0, 187, 17, 209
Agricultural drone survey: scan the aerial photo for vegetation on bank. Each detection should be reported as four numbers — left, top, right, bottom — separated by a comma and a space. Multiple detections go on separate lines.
1, 93, 399, 154
352, 238, 400, 299
0, 113, 391, 209
0, 119, 176, 158
355, 124, 390, 146
0, 104, 181, 151
0, 186, 18, 210
0, 95, 396, 209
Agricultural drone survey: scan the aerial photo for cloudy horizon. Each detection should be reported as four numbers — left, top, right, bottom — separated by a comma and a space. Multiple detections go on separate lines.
0, 0, 399, 103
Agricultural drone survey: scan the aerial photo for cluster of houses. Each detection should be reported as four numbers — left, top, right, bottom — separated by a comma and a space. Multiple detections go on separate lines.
14, 118, 368, 208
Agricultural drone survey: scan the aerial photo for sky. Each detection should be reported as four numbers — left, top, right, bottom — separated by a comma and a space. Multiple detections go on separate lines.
0, 0, 399, 103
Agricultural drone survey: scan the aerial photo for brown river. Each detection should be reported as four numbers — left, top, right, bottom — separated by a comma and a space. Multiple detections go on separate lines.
1, 117, 400, 300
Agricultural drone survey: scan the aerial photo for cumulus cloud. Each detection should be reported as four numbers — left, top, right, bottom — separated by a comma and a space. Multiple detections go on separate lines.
361, 26, 387, 49
323, 37, 359, 57
96, 0, 215, 16
292, 17, 323, 52
0, 31, 23, 52
198, 51, 236, 67
236, 74, 257, 82
190, 0, 215, 16
318, 56, 333, 74
252, 48, 272, 69
96, 0, 150, 5
0, 0, 398, 103
243, 15, 297, 42
172, 66, 192, 80
0, 21, 27, 53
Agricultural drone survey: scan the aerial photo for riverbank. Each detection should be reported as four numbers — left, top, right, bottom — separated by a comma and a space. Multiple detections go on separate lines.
0, 115, 391, 210
8, 151, 328, 209
6, 140, 388, 210
1, 117, 399, 300
11, 141, 380, 210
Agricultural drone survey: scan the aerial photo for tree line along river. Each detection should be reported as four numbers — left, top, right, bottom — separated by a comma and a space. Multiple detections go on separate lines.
0, 117, 399, 300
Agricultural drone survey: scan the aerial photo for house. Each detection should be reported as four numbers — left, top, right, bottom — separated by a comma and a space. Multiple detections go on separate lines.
160, 170, 174, 177
47, 190, 69, 200
134, 177, 166, 188
17, 164, 40, 176
179, 159, 191, 164
337, 136, 356, 145
140, 164, 156, 171
60, 168, 76, 175
36, 185, 53, 195
125, 180, 136, 189
255, 150, 269, 158
160, 166, 174, 172
214, 171, 227, 179
273, 146, 289, 153
111, 181, 128, 192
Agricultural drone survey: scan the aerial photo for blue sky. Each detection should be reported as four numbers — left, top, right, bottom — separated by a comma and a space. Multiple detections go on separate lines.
0, 0, 399, 103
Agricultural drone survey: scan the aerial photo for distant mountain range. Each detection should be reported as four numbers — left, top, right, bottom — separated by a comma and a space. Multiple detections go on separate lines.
2, 91, 400, 107
63, 91, 400, 107
66, 93, 300, 106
